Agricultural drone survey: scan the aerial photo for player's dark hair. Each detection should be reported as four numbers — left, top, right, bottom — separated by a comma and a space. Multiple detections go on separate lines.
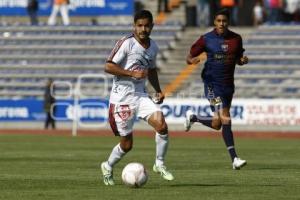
214, 8, 230, 20
134, 10, 153, 24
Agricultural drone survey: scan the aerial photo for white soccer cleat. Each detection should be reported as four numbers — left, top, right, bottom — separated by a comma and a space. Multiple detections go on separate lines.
184, 110, 195, 132
153, 164, 174, 181
232, 157, 247, 170
101, 161, 115, 185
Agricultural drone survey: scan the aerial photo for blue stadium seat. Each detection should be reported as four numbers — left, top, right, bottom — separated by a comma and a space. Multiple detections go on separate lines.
0, 24, 182, 98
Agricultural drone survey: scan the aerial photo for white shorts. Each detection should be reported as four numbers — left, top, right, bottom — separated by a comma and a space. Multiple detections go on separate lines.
108, 96, 161, 136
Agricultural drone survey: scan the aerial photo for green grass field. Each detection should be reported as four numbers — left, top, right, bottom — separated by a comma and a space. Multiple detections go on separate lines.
0, 133, 299, 200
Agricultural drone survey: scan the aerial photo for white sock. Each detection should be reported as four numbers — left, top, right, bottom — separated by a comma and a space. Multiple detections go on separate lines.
155, 132, 169, 166
107, 143, 126, 169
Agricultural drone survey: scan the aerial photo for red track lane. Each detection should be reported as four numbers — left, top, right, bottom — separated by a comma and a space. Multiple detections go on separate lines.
0, 129, 300, 139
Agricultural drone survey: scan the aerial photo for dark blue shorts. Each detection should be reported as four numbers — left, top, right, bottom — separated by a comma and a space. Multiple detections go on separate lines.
204, 83, 234, 112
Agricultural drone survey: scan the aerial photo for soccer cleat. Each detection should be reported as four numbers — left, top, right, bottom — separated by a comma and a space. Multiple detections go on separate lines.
184, 110, 196, 132
153, 164, 174, 181
232, 157, 247, 170
101, 162, 115, 185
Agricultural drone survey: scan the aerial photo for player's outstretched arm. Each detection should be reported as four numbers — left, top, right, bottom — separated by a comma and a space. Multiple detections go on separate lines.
105, 62, 148, 79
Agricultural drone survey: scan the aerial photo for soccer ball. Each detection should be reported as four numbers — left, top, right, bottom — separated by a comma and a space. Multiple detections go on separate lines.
121, 162, 148, 188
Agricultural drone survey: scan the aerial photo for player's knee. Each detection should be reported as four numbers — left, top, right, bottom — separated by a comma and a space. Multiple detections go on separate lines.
155, 122, 168, 135
121, 144, 132, 152
211, 120, 222, 130
212, 124, 222, 130
120, 142, 133, 152
219, 111, 231, 124
220, 117, 231, 125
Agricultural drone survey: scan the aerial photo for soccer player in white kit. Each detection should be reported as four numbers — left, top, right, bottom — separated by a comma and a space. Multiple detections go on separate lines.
100, 10, 174, 186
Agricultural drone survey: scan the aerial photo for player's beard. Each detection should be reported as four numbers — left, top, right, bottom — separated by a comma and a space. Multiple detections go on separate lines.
134, 32, 150, 45
138, 32, 149, 40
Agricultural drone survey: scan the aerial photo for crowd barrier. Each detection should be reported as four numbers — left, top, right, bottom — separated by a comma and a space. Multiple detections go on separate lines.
0, 98, 299, 126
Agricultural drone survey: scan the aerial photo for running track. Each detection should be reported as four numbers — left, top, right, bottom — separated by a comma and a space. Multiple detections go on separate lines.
0, 129, 299, 139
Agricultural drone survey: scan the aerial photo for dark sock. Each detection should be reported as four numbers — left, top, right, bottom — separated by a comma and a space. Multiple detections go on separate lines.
191, 115, 213, 128
222, 124, 237, 161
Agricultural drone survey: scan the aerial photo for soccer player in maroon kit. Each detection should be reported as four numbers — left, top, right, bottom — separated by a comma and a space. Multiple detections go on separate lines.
184, 8, 248, 170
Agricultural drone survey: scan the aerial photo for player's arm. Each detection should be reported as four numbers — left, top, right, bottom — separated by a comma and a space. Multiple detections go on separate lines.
105, 37, 147, 79
186, 35, 205, 65
148, 68, 164, 104
187, 54, 201, 65
236, 35, 249, 66
105, 61, 148, 79
237, 55, 248, 65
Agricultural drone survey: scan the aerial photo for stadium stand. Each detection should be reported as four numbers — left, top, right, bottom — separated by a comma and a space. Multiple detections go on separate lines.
1, 0, 299, 100
0, 24, 183, 98
175, 25, 300, 99
1, 23, 300, 99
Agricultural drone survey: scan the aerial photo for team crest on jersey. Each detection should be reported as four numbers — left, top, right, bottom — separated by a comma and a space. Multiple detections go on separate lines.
117, 105, 132, 121
221, 44, 229, 52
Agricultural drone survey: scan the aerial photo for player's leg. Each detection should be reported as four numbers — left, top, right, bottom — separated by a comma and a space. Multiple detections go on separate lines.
138, 96, 174, 181
184, 84, 222, 131
219, 106, 237, 161
185, 109, 222, 131
101, 135, 132, 186
219, 100, 246, 170
211, 112, 222, 129
148, 111, 168, 167
148, 111, 174, 181
101, 103, 135, 185
106, 134, 133, 169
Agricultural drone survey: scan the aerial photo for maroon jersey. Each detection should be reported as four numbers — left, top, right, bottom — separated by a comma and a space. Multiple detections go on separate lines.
190, 29, 244, 86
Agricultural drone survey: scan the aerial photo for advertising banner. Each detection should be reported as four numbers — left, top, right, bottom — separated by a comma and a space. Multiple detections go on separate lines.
0, 0, 133, 16
162, 98, 300, 125
0, 99, 108, 122
0, 98, 300, 126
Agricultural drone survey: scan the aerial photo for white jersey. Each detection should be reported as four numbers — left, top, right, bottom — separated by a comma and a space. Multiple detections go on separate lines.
107, 34, 159, 104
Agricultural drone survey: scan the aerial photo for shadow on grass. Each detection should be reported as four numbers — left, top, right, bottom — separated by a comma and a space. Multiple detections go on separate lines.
169, 183, 283, 187
247, 165, 300, 170
170, 183, 222, 187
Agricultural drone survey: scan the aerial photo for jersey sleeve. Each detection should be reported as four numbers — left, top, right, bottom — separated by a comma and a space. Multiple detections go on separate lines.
149, 44, 159, 69
149, 40, 159, 69
107, 37, 129, 64
149, 53, 157, 69
190, 35, 206, 57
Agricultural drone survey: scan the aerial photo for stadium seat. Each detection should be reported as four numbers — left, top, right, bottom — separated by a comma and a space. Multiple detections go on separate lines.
0, 24, 183, 98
